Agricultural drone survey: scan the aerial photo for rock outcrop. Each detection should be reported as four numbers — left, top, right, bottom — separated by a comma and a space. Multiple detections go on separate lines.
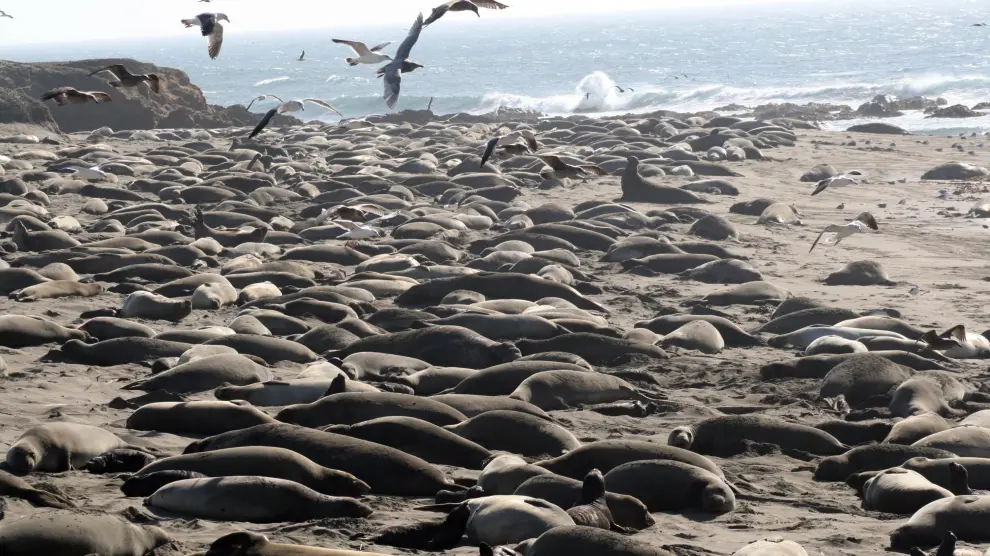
0, 58, 302, 134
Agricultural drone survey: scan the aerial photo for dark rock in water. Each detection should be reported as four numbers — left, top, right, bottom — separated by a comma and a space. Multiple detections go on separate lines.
846, 122, 910, 135
926, 104, 981, 118
856, 94, 903, 118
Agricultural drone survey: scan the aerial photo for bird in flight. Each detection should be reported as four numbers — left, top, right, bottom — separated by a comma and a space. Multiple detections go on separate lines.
248, 99, 343, 139
811, 174, 859, 196
380, 13, 424, 109
480, 130, 538, 167
808, 212, 879, 253
332, 39, 392, 66
182, 13, 228, 59
298, 51, 305, 62
536, 155, 607, 180
88, 64, 161, 93
41, 87, 112, 106
615, 85, 634, 93
246, 94, 283, 111
424, 0, 508, 26
0, 10, 13, 18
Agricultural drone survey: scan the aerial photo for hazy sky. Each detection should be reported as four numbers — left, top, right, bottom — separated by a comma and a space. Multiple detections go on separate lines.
0, 0, 817, 46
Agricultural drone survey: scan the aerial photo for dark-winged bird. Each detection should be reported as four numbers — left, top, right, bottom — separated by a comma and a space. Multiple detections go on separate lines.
182, 13, 228, 59
380, 13, 424, 109
88, 64, 161, 93
41, 87, 112, 106
424, 0, 508, 26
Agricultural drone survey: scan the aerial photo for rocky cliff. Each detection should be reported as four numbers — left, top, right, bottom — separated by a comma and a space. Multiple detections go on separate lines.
0, 58, 302, 133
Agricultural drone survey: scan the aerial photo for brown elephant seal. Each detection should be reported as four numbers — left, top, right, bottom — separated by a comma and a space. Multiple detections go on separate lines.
122, 470, 209, 497
604, 459, 735, 513
395, 272, 609, 313
124, 353, 271, 394
445, 409, 579, 457
862, 467, 953, 513
814, 443, 957, 481
890, 373, 967, 418
536, 439, 726, 480
10, 280, 104, 301
948, 462, 990, 495
815, 419, 893, 446
126, 400, 276, 436
447, 360, 592, 396
509, 370, 664, 411
204, 531, 392, 555
885, 413, 951, 445
901, 458, 990, 493
145, 475, 373, 523
670, 414, 848, 457
59, 337, 193, 366
425, 495, 575, 549
564, 469, 634, 532
277, 390, 467, 427
323, 416, 492, 469
913, 427, 990, 458
324, 325, 521, 369
0, 510, 173, 556
120, 290, 192, 321
732, 538, 808, 556
513, 473, 655, 530
84, 448, 157, 474
619, 156, 707, 204
509, 525, 673, 556
6, 422, 134, 472
0, 469, 74, 508
183, 423, 458, 496
0, 315, 88, 348
819, 353, 915, 407
889, 495, 990, 549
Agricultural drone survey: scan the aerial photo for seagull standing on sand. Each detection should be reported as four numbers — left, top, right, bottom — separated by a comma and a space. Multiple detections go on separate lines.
809, 212, 879, 253
536, 155, 607, 180
332, 39, 392, 66
380, 13, 424, 109
480, 129, 538, 167
248, 99, 343, 139
88, 64, 161, 93
0, 10, 13, 18
811, 174, 859, 196
424, 0, 509, 26
41, 87, 112, 106
182, 13, 228, 59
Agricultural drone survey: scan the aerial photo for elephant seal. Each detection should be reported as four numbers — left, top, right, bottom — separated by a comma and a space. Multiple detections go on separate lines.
77, 316, 156, 340
913, 427, 990, 458
835, 316, 926, 338
60, 337, 193, 366
635, 314, 762, 347
819, 353, 915, 407
0, 315, 88, 347
393, 366, 477, 395
429, 394, 552, 420
203, 531, 392, 556
757, 306, 861, 334
122, 470, 209, 497
324, 325, 521, 369
769, 326, 906, 350
445, 409, 580, 457
323, 416, 491, 469
890, 373, 967, 418
120, 291, 192, 321
204, 334, 319, 364
565, 469, 633, 532
184, 423, 458, 495
862, 467, 953, 513
814, 419, 893, 446
814, 443, 957, 481
0, 469, 74, 508
948, 462, 990, 496
0, 510, 173, 556
11, 280, 104, 301
804, 335, 867, 355
513, 474, 655, 530
395, 272, 609, 313
84, 448, 157, 473
124, 353, 271, 393
137, 445, 368, 496
701, 280, 789, 306
658, 320, 724, 354
732, 538, 808, 556
191, 281, 238, 309
762, 351, 949, 380
145, 475, 373, 523
427, 495, 575, 549
668, 414, 848, 457
6, 422, 134, 472
510, 370, 664, 411
885, 413, 951, 445
825, 260, 896, 286
907, 531, 982, 556
126, 400, 276, 436
620, 156, 707, 204
902, 458, 990, 493
536, 439, 726, 480
448, 360, 592, 396
514, 333, 669, 365
277, 390, 467, 427
507, 525, 673, 556
603, 459, 735, 513
416, 313, 571, 341
889, 495, 990, 549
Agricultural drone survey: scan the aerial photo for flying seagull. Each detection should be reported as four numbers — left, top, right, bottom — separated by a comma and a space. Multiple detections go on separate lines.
424, 0, 509, 26
615, 85, 635, 93
808, 211, 879, 253
480, 129, 538, 167
298, 51, 305, 62
811, 174, 859, 196
41, 87, 112, 106
0, 10, 13, 18
332, 39, 392, 66
381, 13, 424, 109
246, 94, 284, 111
536, 154, 607, 180
376, 60, 424, 81
88, 64, 161, 93
182, 13, 228, 59
248, 99, 343, 139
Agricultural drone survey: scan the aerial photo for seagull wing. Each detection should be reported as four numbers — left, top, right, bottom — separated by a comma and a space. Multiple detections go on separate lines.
579, 165, 607, 176
537, 155, 569, 171
89, 92, 113, 103
383, 67, 401, 109
88, 64, 128, 79
520, 129, 537, 151
811, 178, 830, 196
41, 87, 76, 100
809, 224, 843, 253
480, 137, 500, 168
854, 211, 879, 231
332, 39, 373, 56
207, 22, 224, 59
249, 107, 279, 139
302, 99, 343, 117
424, 3, 452, 26
473, 0, 509, 8
369, 41, 392, 53
396, 13, 424, 60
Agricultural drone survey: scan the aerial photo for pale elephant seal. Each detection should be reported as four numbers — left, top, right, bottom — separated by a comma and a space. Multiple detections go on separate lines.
0, 510, 173, 556
902, 457, 990, 493
890, 373, 967, 418
237, 281, 282, 304
913, 427, 990, 458
513, 473, 655, 530
277, 391, 467, 427
120, 290, 192, 321
191, 281, 238, 309
77, 316, 156, 340
6, 422, 133, 472
889, 495, 990, 548
478, 453, 554, 494
536, 439, 726, 480
445, 409, 580, 457
659, 320, 724, 354
429, 394, 552, 420
508, 525, 673, 556
145, 475, 373, 523
126, 400, 276, 436
769, 326, 906, 349
885, 413, 951, 445
0, 469, 74, 508
803, 335, 867, 355
124, 353, 271, 393
427, 495, 575, 549
509, 370, 663, 410
669, 414, 848, 457
448, 360, 592, 396
393, 366, 477, 395
863, 467, 953, 513
204, 531, 392, 555
11, 280, 104, 301
122, 470, 209, 497
323, 416, 492, 469
203, 334, 319, 364
732, 538, 808, 556
814, 443, 957, 481
0, 315, 88, 347
604, 459, 735, 513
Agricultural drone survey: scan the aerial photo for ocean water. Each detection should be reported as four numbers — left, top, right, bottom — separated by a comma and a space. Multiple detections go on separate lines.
4, 0, 990, 134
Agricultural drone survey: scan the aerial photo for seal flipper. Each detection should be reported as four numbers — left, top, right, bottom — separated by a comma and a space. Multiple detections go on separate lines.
324, 374, 347, 396
430, 502, 471, 550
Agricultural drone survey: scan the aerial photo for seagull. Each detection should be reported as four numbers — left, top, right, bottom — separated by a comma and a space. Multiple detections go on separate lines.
811, 174, 859, 196
0, 10, 13, 18
246, 94, 284, 111
536, 155, 607, 180
332, 39, 392, 66
41, 87, 112, 106
808, 211, 879, 253
248, 99, 343, 139
298, 51, 305, 62
182, 13, 228, 59
424, 0, 509, 26
375, 60, 424, 81
381, 13, 424, 109
615, 85, 635, 93
88, 64, 161, 93
480, 130, 538, 167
